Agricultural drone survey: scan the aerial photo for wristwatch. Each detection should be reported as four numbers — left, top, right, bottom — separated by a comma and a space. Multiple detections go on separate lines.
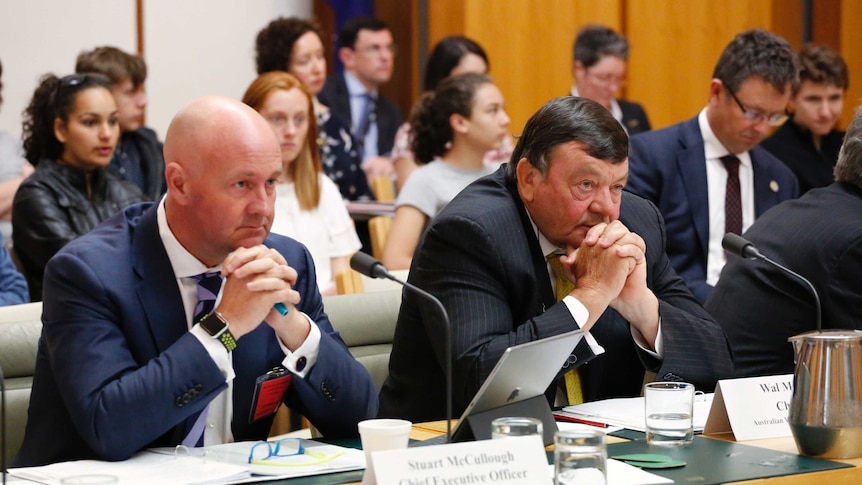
198, 311, 237, 352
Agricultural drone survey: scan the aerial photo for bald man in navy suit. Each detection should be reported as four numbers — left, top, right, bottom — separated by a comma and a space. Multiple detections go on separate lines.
16, 96, 376, 466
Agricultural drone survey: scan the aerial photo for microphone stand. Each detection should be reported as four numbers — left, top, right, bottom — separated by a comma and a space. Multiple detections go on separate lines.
722, 233, 822, 331
350, 254, 452, 443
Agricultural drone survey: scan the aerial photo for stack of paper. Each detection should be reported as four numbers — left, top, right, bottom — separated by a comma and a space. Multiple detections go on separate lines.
558, 393, 714, 432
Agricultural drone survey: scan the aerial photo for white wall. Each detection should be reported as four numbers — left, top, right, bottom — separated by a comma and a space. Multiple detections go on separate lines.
145, 0, 311, 137
0, 0, 310, 140
0, 0, 136, 137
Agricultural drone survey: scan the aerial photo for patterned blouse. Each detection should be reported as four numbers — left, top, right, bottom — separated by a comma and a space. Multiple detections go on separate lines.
315, 101, 374, 201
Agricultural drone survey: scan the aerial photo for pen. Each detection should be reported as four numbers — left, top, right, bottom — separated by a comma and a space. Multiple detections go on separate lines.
274, 303, 288, 315
557, 415, 610, 428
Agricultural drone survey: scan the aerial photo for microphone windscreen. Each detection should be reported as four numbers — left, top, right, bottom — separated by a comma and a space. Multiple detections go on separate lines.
350, 252, 384, 278
722, 233, 752, 257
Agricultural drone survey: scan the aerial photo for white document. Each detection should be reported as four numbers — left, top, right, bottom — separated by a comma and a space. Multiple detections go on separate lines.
9, 440, 365, 485
546, 459, 674, 484
560, 393, 714, 432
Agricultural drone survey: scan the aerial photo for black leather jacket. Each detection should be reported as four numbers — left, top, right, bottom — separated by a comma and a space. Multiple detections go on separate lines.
12, 159, 145, 301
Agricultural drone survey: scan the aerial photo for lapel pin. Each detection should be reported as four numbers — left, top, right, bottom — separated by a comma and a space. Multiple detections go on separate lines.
770, 180, 779, 192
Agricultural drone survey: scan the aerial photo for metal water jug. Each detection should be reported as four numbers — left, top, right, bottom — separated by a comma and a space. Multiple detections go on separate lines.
788, 329, 862, 459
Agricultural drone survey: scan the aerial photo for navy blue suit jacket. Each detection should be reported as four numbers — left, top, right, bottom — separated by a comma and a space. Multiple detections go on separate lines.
627, 116, 799, 303
15, 203, 377, 466
378, 167, 733, 422
318, 73, 401, 157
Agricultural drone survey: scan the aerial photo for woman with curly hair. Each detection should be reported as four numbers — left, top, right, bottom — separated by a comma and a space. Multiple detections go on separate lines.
13, 73, 144, 300
381, 73, 510, 270
256, 17, 373, 201
242, 71, 360, 295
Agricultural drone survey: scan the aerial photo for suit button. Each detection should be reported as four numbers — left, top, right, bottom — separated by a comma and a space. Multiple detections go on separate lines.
194, 384, 203, 392
182, 392, 192, 404
320, 382, 335, 401
175, 396, 185, 407
296, 356, 307, 372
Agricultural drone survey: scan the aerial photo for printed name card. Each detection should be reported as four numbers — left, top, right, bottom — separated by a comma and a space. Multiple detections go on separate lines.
370, 435, 548, 485
704, 374, 793, 441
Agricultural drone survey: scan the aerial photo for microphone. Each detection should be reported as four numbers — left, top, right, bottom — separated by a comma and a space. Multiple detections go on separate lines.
722, 233, 821, 331
350, 253, 452, 443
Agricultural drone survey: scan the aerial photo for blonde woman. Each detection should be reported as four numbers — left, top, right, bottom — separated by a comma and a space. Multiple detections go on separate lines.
242, 71, 360, 295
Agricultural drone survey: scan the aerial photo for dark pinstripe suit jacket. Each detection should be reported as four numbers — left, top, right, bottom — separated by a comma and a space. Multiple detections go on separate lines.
706, 183, 862, 377
378, 167, 733, 422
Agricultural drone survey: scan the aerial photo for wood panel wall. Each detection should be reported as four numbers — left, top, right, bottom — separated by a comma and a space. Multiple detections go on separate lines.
840, 0, 862, 129
377, 0, 860, 136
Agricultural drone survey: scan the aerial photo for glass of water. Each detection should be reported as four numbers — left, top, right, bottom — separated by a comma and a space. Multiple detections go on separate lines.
554, 429, 606, 485
490, 416, 543, 439
644, 381, 695, 445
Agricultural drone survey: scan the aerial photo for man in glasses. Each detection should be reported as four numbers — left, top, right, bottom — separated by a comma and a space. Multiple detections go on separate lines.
319, 16, 401, 181
626, 29, 799, 304
570, 24, 651, 135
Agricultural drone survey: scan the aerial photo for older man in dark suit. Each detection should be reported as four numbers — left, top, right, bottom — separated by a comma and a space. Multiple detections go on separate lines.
626, 29, 799, 304
706, 106, 862, 378
378, 96, 733, 423
15, 96, 377, 466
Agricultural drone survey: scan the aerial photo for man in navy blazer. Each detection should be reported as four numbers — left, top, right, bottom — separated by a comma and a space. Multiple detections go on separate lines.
15, 96, 377, 466
319, 16, 401, 180
627, 29, 799, 303
379, 97, 733, 423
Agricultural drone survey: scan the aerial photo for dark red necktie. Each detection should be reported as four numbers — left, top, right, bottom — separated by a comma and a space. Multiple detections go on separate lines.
721, 155, 742, 235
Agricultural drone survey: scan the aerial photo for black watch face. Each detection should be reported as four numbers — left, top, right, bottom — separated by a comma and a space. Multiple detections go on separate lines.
200, 313, 226, 336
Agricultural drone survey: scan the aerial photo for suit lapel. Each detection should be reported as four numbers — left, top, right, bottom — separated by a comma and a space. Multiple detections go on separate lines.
676, 118, 710, 259
751, 148, 777, 216
131, 205, 188, 351
502, 172, 555, 312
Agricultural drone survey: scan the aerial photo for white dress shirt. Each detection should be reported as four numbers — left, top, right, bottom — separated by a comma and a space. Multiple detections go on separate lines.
698, 108, 755, 286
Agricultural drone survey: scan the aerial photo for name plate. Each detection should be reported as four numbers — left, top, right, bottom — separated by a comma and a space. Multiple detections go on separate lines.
371, 435, 548, 485
704, 374, 793, 441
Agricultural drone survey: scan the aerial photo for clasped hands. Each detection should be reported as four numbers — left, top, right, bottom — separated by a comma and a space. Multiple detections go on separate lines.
558, 221, 659, 346
214, 245, 310, 350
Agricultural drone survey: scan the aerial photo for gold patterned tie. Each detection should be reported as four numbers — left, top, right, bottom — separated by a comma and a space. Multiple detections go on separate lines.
546, 253, 584, 405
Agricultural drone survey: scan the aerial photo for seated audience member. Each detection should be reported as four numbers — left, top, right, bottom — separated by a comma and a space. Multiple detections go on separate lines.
571, 25, 651, 135
14, 96, 378, 467
13, 73, 145, 301
0, 58, 35, 242
626, 29, 799, 304
706, 106, 862, 378
76, 46, 166, 200
390, 35, 512, 191
378, 97, 733, 422
381, 73, 509, 270
256, 17, 373, 201
760, 44, 849, 194
0, 232, 28, 305
242, 72, 361, 295
318, 16, 401, 179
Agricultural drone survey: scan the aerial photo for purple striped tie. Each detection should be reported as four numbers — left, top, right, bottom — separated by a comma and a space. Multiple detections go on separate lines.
192, 272, 222, 323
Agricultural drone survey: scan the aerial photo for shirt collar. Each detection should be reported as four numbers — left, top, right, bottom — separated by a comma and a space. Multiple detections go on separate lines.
699, 107, 750, 166
344, 71, 376, 98
157, 196, 222, 279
